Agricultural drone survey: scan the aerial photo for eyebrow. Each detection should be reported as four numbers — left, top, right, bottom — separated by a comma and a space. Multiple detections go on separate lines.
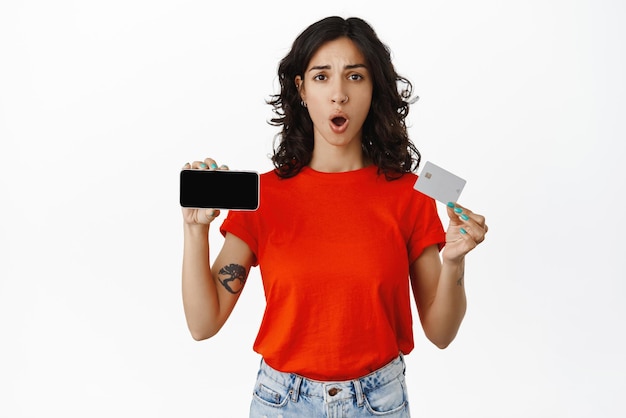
308, 63, 368, 72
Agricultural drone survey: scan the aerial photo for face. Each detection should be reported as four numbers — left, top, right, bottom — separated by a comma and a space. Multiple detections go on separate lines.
296, 37, 373, 153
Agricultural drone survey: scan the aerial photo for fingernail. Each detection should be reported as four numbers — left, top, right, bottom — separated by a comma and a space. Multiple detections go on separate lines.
454, 207, 463, 214
210, 163, 218, 169
461, 214, 469, 221
460, 228, 468, 235
447, 202, 455, 208
200, 163, 207, 168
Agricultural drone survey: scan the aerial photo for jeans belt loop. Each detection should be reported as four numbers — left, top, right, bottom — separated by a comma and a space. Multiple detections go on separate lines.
290, 375, 302, 403
352, 378, 365, 408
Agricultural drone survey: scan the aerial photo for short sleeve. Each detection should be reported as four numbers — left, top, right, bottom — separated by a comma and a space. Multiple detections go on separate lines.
220, 210, 260, 266
406, 196, 446, 263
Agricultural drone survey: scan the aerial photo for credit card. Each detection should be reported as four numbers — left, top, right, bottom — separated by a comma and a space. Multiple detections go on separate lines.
413, 161, 466, 204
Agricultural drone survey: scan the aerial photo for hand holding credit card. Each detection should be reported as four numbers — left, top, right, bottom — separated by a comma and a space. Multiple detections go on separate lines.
413, 161, 466, 204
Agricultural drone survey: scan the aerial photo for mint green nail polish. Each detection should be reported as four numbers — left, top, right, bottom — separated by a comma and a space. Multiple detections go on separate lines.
454, 207, 463, 214
461, 214, 469, 221
460, 228, 467, 235
199, 163, 207, 168
447, 202, 455, 208
210, 163, 218, 169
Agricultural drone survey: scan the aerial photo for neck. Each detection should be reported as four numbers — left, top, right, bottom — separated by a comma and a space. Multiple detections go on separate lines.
309, 137, 369, 173
309, 149, 369, 173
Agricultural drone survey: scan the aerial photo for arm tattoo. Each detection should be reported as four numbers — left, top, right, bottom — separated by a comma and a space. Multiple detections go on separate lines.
457, 270, 465, 287
218, 263, 247, 294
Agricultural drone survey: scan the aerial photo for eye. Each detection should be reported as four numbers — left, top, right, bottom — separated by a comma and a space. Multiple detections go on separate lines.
313, 73, 327, 81
348, 73, 364, 81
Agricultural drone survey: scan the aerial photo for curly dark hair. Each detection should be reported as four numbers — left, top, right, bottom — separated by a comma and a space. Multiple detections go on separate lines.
268, 16, 420, 180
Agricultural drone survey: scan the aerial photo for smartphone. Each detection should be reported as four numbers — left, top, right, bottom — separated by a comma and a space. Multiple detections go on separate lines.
179, 169, 260, 210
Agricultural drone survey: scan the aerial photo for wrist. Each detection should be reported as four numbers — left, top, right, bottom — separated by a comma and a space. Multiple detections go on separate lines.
442, 256, 464, 268
441, 258, 466, 289
441, 257, 465, 281
184, 222, 210, 237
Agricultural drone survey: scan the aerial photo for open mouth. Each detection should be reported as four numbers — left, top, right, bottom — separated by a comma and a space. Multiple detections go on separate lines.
332, 117, 347, 127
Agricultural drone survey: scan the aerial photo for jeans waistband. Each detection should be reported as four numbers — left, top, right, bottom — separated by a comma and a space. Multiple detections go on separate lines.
258, 354, 406, 404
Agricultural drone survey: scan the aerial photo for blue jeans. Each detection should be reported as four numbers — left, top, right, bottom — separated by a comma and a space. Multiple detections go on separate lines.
249, 354, 411, 418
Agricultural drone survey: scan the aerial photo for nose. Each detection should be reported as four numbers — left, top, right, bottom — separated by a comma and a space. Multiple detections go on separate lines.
330, 80, 349, 104
331, 93, 349, 104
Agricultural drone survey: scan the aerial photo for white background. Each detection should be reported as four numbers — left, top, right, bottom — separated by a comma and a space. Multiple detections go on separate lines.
1, 1, 624, 417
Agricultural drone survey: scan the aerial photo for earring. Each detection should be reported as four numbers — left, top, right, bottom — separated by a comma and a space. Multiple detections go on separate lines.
301, 100, 307, 108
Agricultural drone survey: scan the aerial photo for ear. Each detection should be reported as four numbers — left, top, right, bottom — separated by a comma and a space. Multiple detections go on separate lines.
295, 76, 305, 101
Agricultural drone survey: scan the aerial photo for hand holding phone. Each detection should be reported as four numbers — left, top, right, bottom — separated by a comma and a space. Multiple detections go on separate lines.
180, 160, 259, 211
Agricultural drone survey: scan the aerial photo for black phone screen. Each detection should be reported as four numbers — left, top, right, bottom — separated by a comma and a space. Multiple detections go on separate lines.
179, 170, 259, 210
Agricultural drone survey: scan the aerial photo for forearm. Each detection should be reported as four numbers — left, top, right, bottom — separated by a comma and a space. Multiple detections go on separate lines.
422, 259, 467, 349
182, 223, 221, 340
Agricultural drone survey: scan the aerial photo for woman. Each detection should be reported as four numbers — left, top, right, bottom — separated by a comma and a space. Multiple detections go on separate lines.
181, 16, 487, 417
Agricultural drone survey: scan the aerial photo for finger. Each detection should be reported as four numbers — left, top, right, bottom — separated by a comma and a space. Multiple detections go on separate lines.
458, 220, 486, 244
455, 204, 486, 228
466, 215, 487, 241
446, 202, 457, 219
448, 202, 486, 229
190, 160, 210, 169
447, 203, 488, 245
182, 162, 191, 169
203, 209, 221, 223
457, 227, 479, 252
446, 202, 464, 223
203, 157, 219, 170
218, 164, 229, 170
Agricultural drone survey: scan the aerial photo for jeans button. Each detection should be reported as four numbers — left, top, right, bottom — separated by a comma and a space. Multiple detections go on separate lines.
328, 387, 341, 396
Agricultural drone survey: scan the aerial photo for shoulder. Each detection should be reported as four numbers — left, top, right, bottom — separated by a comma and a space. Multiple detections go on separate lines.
259, 168, 278, 178
259, 169, 291, 190
260, 169, 294, 182
383, 171, 439, 210
375, 170, 418, 192
393, 171, 418, 186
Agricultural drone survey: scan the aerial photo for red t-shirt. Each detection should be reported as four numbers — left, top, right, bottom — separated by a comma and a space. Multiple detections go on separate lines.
220, 165, 445, 380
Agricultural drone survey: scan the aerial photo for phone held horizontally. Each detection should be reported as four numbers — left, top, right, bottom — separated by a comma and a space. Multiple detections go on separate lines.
179, 169, 260, 210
